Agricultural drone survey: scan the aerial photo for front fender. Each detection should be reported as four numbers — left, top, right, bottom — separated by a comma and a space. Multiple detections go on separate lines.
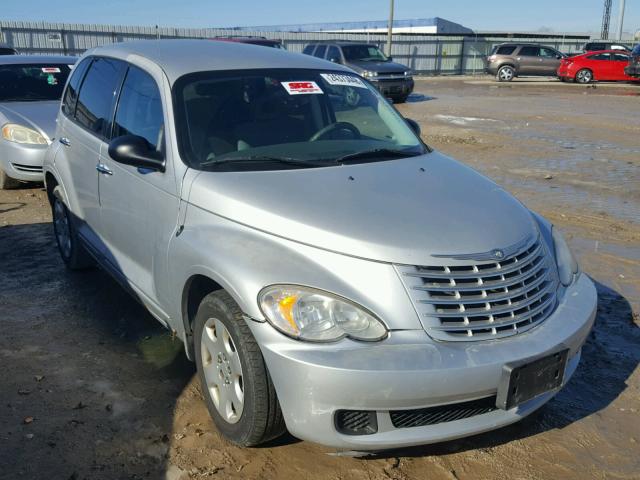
168, 204, 424, 338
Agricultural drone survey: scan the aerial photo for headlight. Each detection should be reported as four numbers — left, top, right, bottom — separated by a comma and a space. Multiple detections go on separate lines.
2, 123, 48, 145
404, 70, 413, 77
258, 285, 388, 342
552, 227, 579, 286
361, 70, 378, 78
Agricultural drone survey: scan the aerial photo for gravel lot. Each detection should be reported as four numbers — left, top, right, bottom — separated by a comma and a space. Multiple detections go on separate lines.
1, 76, 638, 480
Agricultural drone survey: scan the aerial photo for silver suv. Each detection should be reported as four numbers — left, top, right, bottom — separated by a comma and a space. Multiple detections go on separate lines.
44, 40, 596, 450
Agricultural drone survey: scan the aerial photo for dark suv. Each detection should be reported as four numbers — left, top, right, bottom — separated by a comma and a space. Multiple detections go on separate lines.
582, 41, 631, 52
486, 43, 565, 82
302, 42, 413, 103
624, 44, 640, 78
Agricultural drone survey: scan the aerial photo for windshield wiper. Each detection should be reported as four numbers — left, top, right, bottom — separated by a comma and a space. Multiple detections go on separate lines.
332, 148, 422, 165
202, 155, 326, 169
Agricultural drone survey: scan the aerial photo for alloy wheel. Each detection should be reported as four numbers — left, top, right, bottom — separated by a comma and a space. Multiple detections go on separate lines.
498, 66, 514, 82
200, 317, 244, 424
576, 69, 592, 84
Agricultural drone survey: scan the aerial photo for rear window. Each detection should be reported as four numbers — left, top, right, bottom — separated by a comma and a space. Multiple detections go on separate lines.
496, 46, 516, 55
0, 63, 72, 102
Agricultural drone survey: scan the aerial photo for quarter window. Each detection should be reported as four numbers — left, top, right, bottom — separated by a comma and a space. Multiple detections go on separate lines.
113, 66, 164, 151
302, 45, 315, 55
62, 58, 91, 117
496, 46, 516, 55
74, 57, 126, 137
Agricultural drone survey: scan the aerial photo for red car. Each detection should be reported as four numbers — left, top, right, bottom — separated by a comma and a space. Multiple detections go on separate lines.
558, 49, 639, 83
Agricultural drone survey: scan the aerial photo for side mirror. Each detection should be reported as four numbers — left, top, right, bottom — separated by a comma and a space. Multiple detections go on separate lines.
405, 118, 420, 136
108, 135, 165, 172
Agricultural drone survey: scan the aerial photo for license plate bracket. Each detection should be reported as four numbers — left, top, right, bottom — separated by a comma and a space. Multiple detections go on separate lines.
496, 347, 569, 410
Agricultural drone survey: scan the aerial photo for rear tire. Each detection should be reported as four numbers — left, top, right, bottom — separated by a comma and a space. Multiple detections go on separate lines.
0, 168, 21, 190
496, 65, 515, 82
51, 186, 94, 270
575, 68, 593, 84
194, 290, 286, 446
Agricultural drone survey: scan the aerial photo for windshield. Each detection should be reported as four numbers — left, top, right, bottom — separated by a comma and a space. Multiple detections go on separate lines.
0, 63, 72, 102
173, 69, 426, 171
342, 45, 388, 62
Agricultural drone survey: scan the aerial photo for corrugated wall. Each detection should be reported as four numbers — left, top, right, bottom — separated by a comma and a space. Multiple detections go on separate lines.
0, 20, 588, 75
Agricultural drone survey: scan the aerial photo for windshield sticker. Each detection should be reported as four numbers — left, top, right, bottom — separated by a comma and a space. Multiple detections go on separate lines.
320, 73, 367, 89
41, 67, 61, 73
281, 81, 323, 95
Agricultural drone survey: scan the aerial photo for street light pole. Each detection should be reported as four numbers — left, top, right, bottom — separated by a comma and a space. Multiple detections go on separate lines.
386, 0, 394, 56
617, 0, 626, 40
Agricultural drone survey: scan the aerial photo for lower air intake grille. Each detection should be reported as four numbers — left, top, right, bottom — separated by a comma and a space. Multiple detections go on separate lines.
335, 410, 378, 436
390, 396, 497, 429
11, 163, 43, 173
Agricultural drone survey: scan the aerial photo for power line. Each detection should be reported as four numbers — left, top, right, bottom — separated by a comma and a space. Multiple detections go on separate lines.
601, 0, 612, 39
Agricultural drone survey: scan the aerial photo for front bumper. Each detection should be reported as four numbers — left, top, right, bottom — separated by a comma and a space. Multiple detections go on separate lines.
0, 139, 48, 182
249, 273, 597, 450
370, 78, 414, 98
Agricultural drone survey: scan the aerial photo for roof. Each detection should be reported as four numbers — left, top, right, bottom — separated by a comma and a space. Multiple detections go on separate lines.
308, 41, 380, 47
87, 39, 352, 83
0, 54, 77, 65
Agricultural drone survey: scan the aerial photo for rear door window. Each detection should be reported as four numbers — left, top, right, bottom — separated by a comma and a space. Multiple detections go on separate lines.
313, 45, 327, 58
588, 53, 611, 61
327, 46, 341, 62
518, 46, 540, 56
74, 57, 127, 138
62, 58, 91, 117
113, 66, 164, 151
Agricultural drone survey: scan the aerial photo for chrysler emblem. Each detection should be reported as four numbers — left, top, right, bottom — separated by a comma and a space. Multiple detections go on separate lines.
493, 249, 505, 260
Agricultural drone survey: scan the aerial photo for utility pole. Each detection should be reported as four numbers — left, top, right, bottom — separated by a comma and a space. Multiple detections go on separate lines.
616, 0, 626, 40
601, 0, 612, 39
386, 0, 394, 56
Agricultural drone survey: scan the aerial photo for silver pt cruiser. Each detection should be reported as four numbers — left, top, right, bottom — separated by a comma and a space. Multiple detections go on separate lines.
43, 40, 597, 450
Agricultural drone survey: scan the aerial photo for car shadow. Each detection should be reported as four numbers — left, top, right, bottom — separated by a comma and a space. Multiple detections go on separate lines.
405, 93, 436, 103
0, 221, 194, 479
360, 279, 639, 460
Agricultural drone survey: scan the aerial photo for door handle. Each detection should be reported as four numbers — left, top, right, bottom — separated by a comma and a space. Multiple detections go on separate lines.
59, 137, 71, 146
96, 163, 113, 176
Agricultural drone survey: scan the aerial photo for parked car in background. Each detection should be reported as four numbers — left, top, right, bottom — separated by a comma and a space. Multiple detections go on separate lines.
582, 41, 631, 52
624, 43, 640, 78
0, 44, 19, 55
303, 42, 413, 102
44, 39, 596, 451
212, 36, 285, 49
0, 55, 76, 189
557, 50, 639, 83
486, 43, 565, 81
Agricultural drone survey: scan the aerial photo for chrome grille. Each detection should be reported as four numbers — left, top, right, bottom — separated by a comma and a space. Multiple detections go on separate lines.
11, 163, 43, 173
397, 236, 558, 341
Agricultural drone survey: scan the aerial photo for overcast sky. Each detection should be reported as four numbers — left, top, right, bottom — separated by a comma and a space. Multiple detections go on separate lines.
2, 0, 639, 35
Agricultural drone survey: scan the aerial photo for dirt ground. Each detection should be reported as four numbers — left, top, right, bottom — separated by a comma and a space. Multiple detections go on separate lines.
1, 76, 639, 480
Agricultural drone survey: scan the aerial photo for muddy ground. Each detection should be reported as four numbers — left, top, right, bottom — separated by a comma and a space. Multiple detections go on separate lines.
1, 77, 639, 480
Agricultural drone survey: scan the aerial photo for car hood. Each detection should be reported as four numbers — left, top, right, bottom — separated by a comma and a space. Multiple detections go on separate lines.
188, 152, 538, 265
0, 101, 60, 141
347, 60, 410, 74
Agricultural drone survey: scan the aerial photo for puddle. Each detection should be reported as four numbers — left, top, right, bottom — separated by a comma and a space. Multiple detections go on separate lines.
138, 333, 184, 369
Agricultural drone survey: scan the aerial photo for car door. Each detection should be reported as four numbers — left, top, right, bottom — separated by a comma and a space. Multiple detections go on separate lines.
539, 47, 562, 76
97, 63, 179, 320
56, 56, 126, 253
515, 46, 540, 75
586, 53, 612, 80
612, 53, 631, 80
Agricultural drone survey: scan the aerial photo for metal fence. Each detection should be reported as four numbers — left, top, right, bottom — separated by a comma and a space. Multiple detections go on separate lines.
0, 20, 589, 75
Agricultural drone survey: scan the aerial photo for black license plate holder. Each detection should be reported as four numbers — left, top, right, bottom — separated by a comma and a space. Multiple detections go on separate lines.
496, 347, 569, 410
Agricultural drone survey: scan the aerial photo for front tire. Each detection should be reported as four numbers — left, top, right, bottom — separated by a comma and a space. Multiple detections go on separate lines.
496, 65, 515, 82
51, 186, 93, 270
0, 167, 20, 190
194, 290, 286, 446
575, 68, 593, 84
